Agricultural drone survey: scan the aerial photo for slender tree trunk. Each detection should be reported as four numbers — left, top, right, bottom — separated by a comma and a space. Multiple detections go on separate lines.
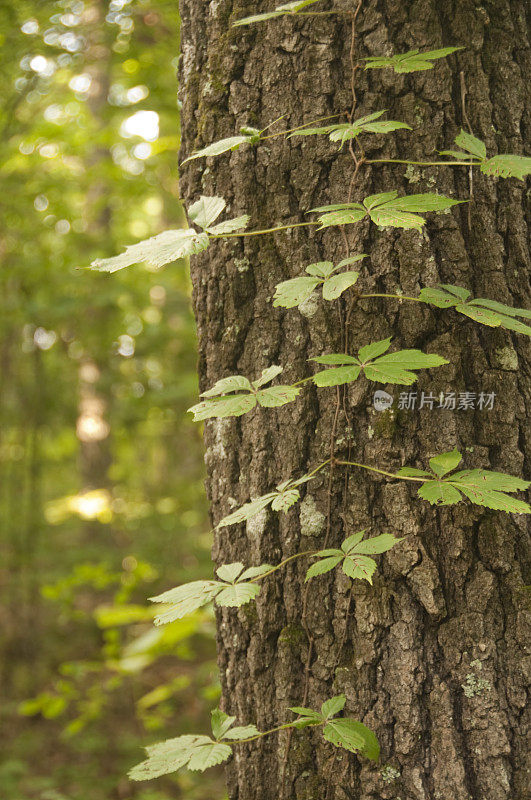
179, 2, 530, 798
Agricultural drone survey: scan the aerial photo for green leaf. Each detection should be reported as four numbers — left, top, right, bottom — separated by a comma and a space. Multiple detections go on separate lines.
215, 582, 261, 607
315, 206, 366, 229
306, 261, 334, 277
323, 719, 380, 761
417, 480, 463, 506
363, 349, 448, 385
211, 709, 236, 740
256, 385, 300, 407
233, 0, 321, 26
201, 376, 253, 397
312, 365, 362, 387
90, 229, 209, 273
369, 206, 426, 229
150, 581, 221, 624
454, 129, 486, 160
271, 488, 300, 512
358, 338, 392, 363
188, 394, 257, 421
187, 741, 233, 771
480, 154, 531, 180
363, 191, 398, 210
207, 215, 250, 234
353, 534, 402, 555
438, 284, 471, 301
396, 467, 430, 477
252, 365, 285, 388
239, 564, 274, 580
322, 271, 359, 300
288, 705, 320, 717
305, 556, 342, 581
321, 695, 346, 719
429, 449, 462, 477
342, 555, 377, 584
188, 196, 226, 230
182, 136, 254, 164
273, 276, 321, 308
217, 494, 276, 528
129, 735, 213, 780
216, 562, 245, 583
449, 470, 530, 513
393, 193, 463, 212
419, 286, 464, 308
341, 530, 365, 552
223, 724, 260, 740
364, 46, 463, 73
335, 254, 367, 269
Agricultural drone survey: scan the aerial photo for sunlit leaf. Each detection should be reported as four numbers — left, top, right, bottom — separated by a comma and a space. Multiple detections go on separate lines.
188, 195, 226, 230
215, 582, 261, 607
90, 229, 209, 273
207, 215, 250, 234
182, 136, 256, 164
216, 562, 245, 583
256, 385, 300, 407
150, 581, 220, 624
364, 47, 463, 73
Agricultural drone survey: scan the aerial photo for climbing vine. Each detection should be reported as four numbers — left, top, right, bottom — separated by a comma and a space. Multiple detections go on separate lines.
88, 0, 530, 786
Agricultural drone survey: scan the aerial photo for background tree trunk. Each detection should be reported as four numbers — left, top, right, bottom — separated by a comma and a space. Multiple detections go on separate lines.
179, 2, 530, 798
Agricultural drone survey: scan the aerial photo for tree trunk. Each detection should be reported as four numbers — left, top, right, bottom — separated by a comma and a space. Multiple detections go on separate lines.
179, 2, 530, 799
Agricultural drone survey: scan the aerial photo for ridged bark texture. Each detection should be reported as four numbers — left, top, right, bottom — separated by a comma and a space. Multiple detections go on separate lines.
179, 2, 530, 798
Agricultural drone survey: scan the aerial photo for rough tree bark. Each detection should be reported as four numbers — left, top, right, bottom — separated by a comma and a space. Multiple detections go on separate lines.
179, 2, 530, 798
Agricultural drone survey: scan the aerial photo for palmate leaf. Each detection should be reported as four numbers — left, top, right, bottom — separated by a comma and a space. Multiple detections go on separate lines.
273, 256, 364, 308
311, 192, 462, 231
419, 284, 531, 335
188, 195, 226, 229
290, 111, 411, 147
233, 0, 322, 26
188, 366, 299, 421
410, 450, 530, 513
211, 709, 236, 740
182, 129, 261, 164
150, 581, 220, 624
129, 735, 230, 780
323, 719, 380, 761
310, 339, 447, 388
366, 192, 463, 230
215, 582, 261, 607
321, 695, 346, 719
217, 472, 313, 528
90, 228, 210, 273
364, 46, 463, 73
439, 131, 531, 180
306, 531, 401, 584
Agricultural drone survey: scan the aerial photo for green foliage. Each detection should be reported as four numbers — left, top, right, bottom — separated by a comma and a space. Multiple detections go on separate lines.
182, 128, 261, 163
440, 130, 531, 179
188, 365, 300, 420
311, 191, 463, 230
397, 450, 531, 513
129, 734, 232, 780
305, 530, 402, 585
364, 47, 463, 73
150, 562, 273, 623
419, 284, 531, 335
273, 256, 364, 308
289, 110, 411, 147
217, 473, 313, 528
233, 0, 322, 26
289, 695, 380, 760
90, 196, 249, 273
310, 338, 448, 387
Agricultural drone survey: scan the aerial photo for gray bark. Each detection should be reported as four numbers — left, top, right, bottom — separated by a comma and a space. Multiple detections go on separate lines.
179, 2, 530, 798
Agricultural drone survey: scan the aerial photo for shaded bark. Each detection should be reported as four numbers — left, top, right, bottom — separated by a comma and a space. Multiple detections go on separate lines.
179, 1, 530, 798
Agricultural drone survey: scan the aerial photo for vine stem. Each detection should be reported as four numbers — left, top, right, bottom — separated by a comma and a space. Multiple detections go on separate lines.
231, 722, 294, 745
365, 158, 477, 167
209, 221, 319, 239
254, 550, 317, 582
260, 112, 345, 141
335, 459, 428, 482
359, 292, 422, 302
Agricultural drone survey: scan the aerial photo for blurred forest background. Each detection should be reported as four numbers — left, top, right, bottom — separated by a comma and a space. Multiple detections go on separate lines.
0, 1, 224, 798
